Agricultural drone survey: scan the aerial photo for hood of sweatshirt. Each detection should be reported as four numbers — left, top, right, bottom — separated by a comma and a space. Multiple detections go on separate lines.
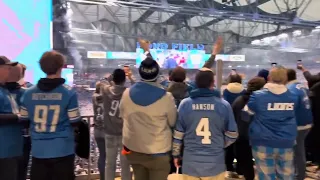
5, 82, 21, 91
129, 81, 166, 106
37, 78, 65, 92
167, 81, 189, 100
263, 83, 287, 95
226, 82, 244, 93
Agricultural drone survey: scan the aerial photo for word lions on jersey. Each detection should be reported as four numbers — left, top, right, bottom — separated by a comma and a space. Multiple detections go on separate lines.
20, 84, 81, 158
247, 83, 299, 148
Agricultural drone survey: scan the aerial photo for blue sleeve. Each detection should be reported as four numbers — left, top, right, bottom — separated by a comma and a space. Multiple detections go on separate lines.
247, 93, 257, 114
297, 89, 313, 129
20, 94, 29, 121
224, 102, 238, 147
67, 92, 81, 123
172, 101, 186, 158
163, 59, 169, 69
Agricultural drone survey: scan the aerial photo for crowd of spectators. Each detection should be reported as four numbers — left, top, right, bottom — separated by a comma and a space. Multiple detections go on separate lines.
1, 36, 320, 180
92, 38, 320, 180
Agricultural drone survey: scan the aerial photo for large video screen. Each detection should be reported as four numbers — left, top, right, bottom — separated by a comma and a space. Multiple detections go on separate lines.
136, 48, 207, 69
0, 0, 52, 84
61, 68, 74, 86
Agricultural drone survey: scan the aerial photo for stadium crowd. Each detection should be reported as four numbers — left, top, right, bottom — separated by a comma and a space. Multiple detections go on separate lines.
0, 37, 320, 180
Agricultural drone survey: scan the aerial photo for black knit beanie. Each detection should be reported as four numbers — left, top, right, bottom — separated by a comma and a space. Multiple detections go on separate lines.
139, 57, 160, 82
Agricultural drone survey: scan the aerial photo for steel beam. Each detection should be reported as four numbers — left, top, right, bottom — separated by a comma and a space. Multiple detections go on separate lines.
68, 0, 320, 28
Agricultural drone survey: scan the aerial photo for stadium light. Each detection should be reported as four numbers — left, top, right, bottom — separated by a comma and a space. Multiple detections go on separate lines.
251, 39, 261, 45
292, 30, 301, 37
278, 33, 288, 39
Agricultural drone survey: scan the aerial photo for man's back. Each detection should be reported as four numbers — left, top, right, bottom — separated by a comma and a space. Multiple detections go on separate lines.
101, 85, 126, 136
20, 83, 81, 158
248, 83, 298, 148
175, 95, 237, 177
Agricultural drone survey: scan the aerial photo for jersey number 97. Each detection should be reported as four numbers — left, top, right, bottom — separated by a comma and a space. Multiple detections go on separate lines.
34, 105, 60, 132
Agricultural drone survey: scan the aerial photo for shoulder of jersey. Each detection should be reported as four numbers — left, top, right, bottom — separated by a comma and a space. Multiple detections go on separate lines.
253, 88, 268, 95
63, 84, 73, 91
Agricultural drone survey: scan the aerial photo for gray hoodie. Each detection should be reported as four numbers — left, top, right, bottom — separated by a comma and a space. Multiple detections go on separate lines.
92, 93, 104, 132
101, 84, 127, 136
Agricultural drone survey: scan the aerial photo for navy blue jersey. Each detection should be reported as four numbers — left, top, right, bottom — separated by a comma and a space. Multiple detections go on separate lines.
172, 90, 238, 177
0, 87, 23, 158
20, 84, 81, 158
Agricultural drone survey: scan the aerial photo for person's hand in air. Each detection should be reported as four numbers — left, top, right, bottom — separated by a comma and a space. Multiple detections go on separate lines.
138, 38, 151, 53
212, 37, 223, 55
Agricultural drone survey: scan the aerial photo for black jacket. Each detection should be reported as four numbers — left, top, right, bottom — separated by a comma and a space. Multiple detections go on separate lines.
75, 120, 90, 159
306, 81, 320, 151
232, 94, 252, 139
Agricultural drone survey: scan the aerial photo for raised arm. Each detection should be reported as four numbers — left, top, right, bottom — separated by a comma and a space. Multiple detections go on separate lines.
202, 37, 223, 69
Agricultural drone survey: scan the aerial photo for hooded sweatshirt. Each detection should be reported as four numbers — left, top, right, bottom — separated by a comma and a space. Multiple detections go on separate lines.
120, 81, 177, 155
166, 81, 189, 107
20, 78, 81, 158
101, 84, 127, 136
223, 82, 245, 105
247, 83, 298, 148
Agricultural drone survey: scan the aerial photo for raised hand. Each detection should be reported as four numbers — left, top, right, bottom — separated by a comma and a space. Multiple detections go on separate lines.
138, 38, 151, 52
212, 37, 223, 55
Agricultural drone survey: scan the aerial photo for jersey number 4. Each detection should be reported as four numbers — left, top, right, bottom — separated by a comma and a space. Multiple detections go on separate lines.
34, 105, 60, 132
196, 118, 212, 144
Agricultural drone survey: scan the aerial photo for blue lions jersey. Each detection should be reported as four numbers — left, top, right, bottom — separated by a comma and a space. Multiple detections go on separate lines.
0, 87, 23, 158
20, 84, 81, 158
173, 96, 238, 177
248, 86, 298, 148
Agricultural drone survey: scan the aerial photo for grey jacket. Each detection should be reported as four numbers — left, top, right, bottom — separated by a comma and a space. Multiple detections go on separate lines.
101, 84, 127, 136
92, 93, 104, 132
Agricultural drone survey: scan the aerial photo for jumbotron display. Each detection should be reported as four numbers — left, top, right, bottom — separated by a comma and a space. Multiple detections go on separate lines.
0, 0, 52, 84
136, 48, 207, 69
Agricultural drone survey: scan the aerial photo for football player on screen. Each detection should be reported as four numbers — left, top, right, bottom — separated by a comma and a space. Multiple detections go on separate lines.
20, 51, 81, 180
172, 68, 238, 180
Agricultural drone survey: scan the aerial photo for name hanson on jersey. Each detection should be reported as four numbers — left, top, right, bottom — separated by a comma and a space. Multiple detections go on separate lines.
32, 93, 62, 100
192, 104, 214, 111
267, 103, 294, 111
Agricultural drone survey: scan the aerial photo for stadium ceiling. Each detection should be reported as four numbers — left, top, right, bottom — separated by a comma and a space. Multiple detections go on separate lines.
68, 0, 320, 38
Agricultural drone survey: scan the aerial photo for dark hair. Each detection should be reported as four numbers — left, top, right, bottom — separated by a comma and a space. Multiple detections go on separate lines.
170, 66, 186, 82
39, 51, 65, 75
286, 68, 297, 82
195, 70, 214, 88
247, 77, 266, 93
112, 69, 126, 85
228, 74, 242, 84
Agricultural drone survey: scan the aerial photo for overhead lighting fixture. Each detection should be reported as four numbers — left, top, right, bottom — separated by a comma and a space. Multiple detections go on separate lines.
278, 33, 288, 39
293, 30, 301, 37
251, 40, 261, 45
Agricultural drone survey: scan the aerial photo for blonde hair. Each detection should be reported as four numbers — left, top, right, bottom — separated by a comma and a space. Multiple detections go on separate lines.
269, 66, 287, 84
